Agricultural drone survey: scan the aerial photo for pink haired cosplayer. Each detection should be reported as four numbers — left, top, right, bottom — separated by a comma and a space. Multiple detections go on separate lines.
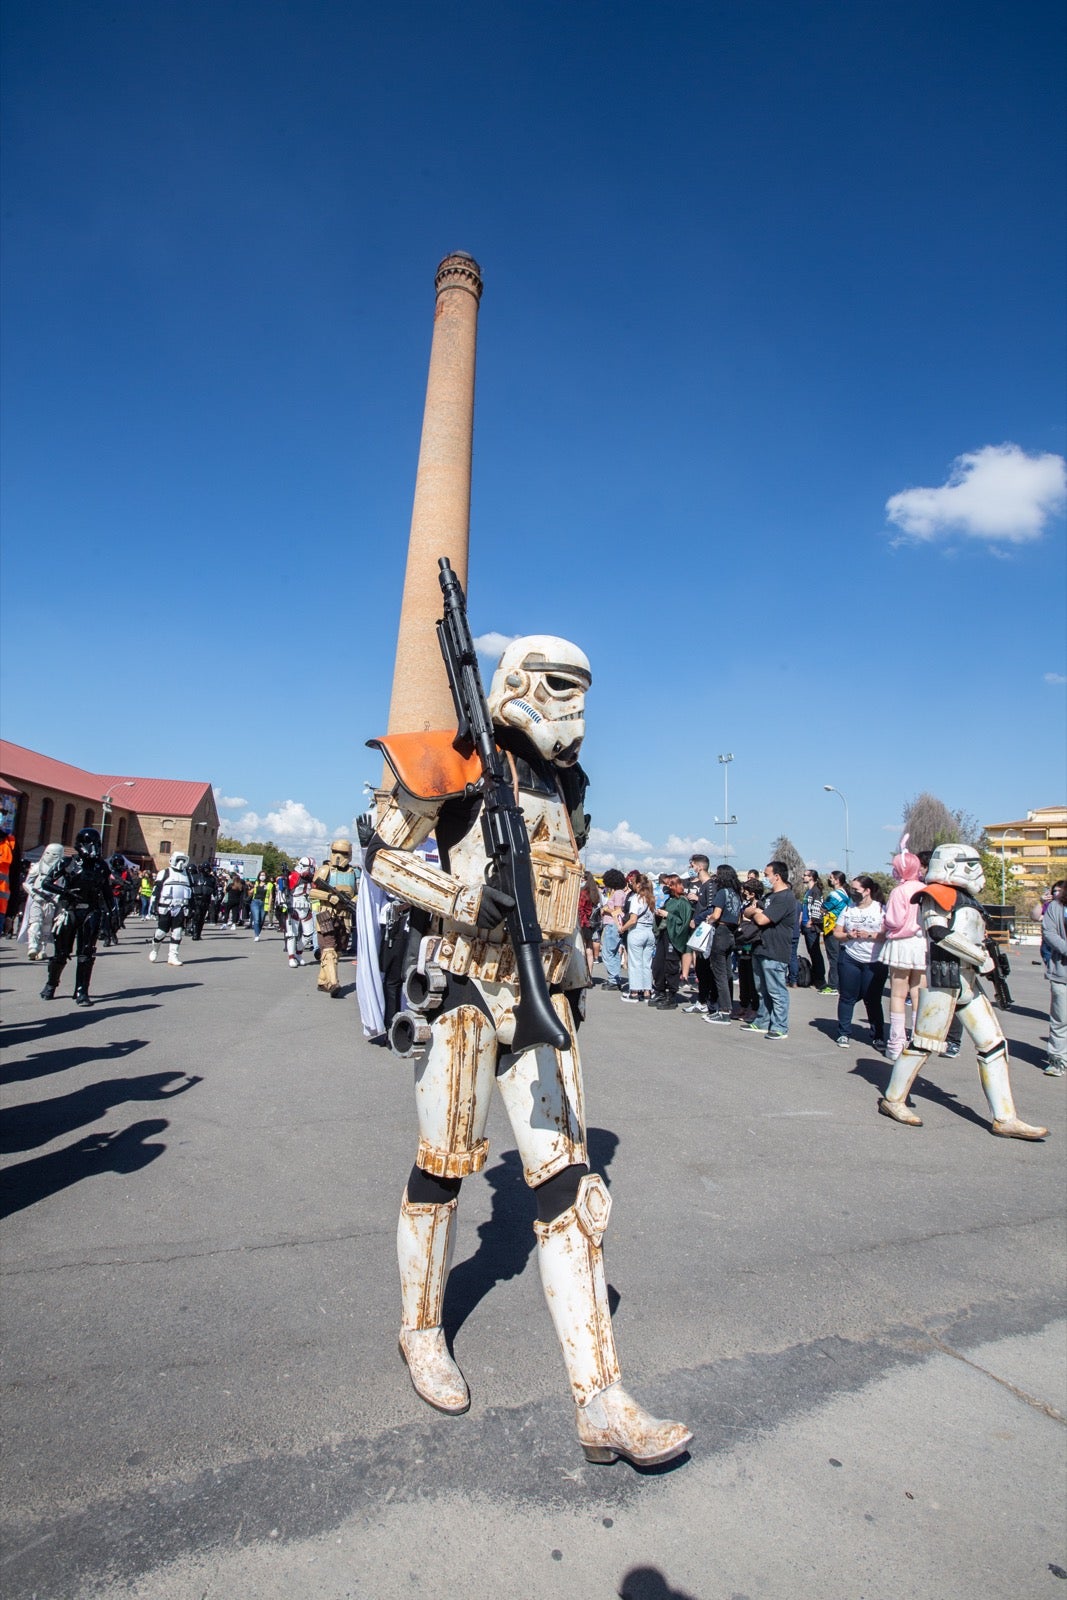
882, 834, 927, 1060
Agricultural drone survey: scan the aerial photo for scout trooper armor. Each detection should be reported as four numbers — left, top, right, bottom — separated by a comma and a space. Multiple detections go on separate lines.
310, 838, 357, 995
150, 852, 192, 966
366, 636, 691, 1468
285, 858, 316, 968
878, 844, 1047, 1140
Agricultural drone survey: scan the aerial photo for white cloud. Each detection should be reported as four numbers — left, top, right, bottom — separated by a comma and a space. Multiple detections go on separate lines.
585, 822, 734, 875
214, 788, 248, 809
231, 800, 330, 858
885, 444, 1066, 546
1044, 672, 1067, 685
473, 631, 520, 661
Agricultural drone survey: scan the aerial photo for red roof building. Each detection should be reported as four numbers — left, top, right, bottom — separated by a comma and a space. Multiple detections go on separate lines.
0, 740, 220, 866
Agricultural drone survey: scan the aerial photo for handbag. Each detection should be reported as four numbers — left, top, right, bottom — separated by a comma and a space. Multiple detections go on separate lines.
686, 920, 714, 955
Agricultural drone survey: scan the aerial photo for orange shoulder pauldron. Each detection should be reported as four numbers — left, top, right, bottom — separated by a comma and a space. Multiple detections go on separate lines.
367, 731, 482, 802
913, 883, 957, 912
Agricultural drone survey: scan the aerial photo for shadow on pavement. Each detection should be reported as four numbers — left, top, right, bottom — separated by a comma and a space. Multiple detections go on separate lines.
444, 1127, 621, 1341
848, 1059, 989, 1129
618, 1564, 700, 1598
0, 1037, 150, 1086
0, 1004, 160, 1051
0, 1072, 200, 1153
0, 1118, 169, 1219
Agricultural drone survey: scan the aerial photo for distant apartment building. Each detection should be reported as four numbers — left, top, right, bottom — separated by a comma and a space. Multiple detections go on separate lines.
983, 805, 1067, 889
0, 740, 219, 867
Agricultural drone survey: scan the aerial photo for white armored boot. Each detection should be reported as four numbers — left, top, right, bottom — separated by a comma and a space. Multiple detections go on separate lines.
535, 1175, 692, 1466
397, 1193, 469, 1414
167, 940, 183, 966
878, 1047, 925, 1125
149, 938, 161, 963
979, 1045, 1048, 1140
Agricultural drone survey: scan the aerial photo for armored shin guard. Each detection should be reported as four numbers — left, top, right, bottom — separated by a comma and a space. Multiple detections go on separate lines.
397, 1193, 468, 1414
318, 946, 339, 993
73, 958, 94, 1005
878, 1048, 927, 1125
977, 1043, 1048, 1141
534, 1175, 691, 1466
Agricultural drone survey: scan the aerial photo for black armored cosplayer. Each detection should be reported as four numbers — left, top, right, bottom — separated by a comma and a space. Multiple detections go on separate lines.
39, 827, 113, 1005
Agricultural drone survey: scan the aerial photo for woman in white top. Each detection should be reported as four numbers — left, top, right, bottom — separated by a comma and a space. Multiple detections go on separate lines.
832, 876, 888, 1051
619, 874, 657, 1002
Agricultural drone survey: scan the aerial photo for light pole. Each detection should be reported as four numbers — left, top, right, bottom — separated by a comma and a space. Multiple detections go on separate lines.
99, 782, 135, 854
715, 754, 737, 862
823, 785, 851, 877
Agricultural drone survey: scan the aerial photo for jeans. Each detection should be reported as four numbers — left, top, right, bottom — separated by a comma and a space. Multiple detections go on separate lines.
753, 956, 789, 1034
250, 899, 265, 935
1048, 981, 1066, 1066
826, 932, 841, 990
601, 921, 622, 985
695, 951, 716, 1007
708, 930, 734, 1015
627, 924, 655, 992
837, 951, 887, 1040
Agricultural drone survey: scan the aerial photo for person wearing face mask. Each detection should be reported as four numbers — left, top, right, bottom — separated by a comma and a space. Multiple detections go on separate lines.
249, 871, 273, 941
832, 876, 888, 1050
740, 860, 797, 1040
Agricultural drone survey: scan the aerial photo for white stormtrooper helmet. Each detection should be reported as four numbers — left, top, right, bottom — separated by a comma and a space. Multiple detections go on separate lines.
925, 843, 985, 895
40, 843, 65, 872
487, 635, 592, 767
297, 856, 313, 876
171, 852, 189, 873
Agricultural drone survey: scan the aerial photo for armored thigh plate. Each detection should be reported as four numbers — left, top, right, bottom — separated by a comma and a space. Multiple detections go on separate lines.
495, 992, 587, 1186
910, 987, 956, 1055
414, 1005, 498, 1178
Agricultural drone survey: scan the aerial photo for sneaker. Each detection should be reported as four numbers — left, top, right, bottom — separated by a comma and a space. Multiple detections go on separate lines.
703, 1011, 732, 1025
765, 1031, 788, 1040
682, 1001, 707, 1013
945, 1042, 960, 1058
254, 934, 260, 941
288, 956, 298, 968
741, 1020, 765, 1032
871, 1038, 888, 1055
836, 1034, 850, 1048
620, 992, 641, 1003
1044, 1062, 1066, 1077
819, 986, 836, 995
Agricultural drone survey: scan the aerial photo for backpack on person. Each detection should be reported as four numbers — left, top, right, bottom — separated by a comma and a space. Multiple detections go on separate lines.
795, 956, 813, 988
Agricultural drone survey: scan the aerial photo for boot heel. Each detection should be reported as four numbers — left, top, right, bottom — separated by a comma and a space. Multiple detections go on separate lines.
581, 1444, 619, 1464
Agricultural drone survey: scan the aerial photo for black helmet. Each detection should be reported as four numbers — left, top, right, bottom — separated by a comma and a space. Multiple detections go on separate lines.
76, 827, 102, 859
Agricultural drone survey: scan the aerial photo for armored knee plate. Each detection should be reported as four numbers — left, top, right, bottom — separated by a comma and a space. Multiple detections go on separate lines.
534, 1173, 620, 1407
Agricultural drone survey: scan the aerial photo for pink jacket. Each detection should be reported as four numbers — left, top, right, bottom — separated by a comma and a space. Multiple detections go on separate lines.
884, 834, 923, 939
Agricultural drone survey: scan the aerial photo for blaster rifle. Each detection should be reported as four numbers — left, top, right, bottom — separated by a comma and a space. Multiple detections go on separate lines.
313, 880, 357, 917
437, 557, 569, 1053
983, 937, 1013, 1010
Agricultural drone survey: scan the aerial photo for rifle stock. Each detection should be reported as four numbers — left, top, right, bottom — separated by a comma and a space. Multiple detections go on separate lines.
437, 557, 569, 1054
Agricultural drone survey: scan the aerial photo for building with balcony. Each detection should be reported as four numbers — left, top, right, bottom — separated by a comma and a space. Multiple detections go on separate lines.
983, 805, 1067, 890
0, 740, 219, 867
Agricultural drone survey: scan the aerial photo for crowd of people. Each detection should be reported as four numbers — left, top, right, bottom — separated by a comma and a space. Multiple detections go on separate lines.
579, 851, 1067, 1077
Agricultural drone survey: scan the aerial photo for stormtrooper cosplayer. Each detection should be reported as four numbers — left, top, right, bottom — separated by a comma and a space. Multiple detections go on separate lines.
365, 637, 692, 1468
310, 838, 357, 996
150, 853, 193, 966
285, 858, 316, 968
20, 843, 65, 959
878, 843, 1047, 1140
38, 827, 113, 1005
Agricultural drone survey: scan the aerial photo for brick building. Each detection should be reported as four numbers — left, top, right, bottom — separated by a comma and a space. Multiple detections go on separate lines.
0, 740, 219, 868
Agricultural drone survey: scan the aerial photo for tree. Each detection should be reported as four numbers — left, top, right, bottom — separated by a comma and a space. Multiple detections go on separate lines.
901, 793, 983, 854
769, 834, 806, 899
215, 835, 295, 879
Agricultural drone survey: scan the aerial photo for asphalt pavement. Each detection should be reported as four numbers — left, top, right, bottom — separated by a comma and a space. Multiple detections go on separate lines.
1, 921, 1064, 1599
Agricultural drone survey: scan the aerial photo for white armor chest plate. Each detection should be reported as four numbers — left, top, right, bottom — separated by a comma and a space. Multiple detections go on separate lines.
159, 868, 191, 908
447, 784, 583, 942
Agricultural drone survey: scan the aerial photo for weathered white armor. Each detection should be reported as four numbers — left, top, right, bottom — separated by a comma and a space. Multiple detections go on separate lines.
368, 634, 691, 1468
20, 844, 64, 958
879, 850, 1046, 1141
150, 857, 192, 966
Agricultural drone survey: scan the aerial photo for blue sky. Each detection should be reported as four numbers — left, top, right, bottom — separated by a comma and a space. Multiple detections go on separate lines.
2, 0, 1064, 872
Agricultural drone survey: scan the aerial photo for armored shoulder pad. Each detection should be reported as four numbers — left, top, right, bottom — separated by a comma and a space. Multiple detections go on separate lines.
367, 731, 483, 801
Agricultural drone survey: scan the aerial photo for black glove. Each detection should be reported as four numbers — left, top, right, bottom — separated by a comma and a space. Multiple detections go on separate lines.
356, 813, 374, 847
475, 883, 516, 931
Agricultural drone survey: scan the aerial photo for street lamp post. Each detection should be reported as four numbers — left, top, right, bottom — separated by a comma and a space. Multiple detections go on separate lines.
99, 782, 136, 855
715, 754, 737, 862
823, 785, 851, 877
